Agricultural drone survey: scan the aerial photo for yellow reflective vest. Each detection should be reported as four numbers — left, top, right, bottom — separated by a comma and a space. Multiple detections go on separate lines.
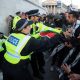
4, 33, 32, 64
36, 22, 62, 34
36, 22, 43, 33
31, 23, 36, 35
0, 39, 5, 52
12, 16, 21, 30
32, 33, 40, 39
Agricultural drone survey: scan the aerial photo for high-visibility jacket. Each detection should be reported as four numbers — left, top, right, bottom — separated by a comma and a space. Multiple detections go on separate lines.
12, 16, 21, 30
0, 34, 7, 52
36, 22, 62, 34
32, 33, 40, 39
36, 22, 43, 33
0, 39, 5, 52
31, 23, 36, 35
4, 33, 32, 64
3, 35, 8, 39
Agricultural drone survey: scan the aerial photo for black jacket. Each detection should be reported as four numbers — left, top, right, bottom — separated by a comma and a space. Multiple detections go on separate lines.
21, 33, 66, 56
70, 24, 80, 47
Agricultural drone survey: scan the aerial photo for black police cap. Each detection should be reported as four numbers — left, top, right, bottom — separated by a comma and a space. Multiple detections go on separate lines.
27, 9, 39, 16
16, 19, 33, 31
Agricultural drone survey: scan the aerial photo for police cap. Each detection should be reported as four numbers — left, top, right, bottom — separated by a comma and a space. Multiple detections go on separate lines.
27, 9, 40, 16
16, 19, 33, 31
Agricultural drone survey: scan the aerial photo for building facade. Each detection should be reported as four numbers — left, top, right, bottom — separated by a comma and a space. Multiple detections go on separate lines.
56, 1, 68, 13
42, 0, 57, 14
42, 0, 68, 14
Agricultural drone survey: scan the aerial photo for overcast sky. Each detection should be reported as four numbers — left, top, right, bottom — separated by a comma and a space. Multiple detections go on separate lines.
41, 0, 80, 9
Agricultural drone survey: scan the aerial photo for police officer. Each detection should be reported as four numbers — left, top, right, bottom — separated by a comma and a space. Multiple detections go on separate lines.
27, 9, 40, 35
27, 10, 61, 78
12, 11, 21, 30
27, 10, 45, 79
27, 10, 62, 78
28, 9, 62, 35
2, 19, 63, 80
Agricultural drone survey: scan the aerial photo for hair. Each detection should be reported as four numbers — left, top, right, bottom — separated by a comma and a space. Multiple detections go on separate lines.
69, 11, 79, 19
28, 16, 32, 19
13, 29, 21, 33
16, 11, 21, 15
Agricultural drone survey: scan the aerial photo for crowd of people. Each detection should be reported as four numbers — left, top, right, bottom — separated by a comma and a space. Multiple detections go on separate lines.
0, 9, 80, 80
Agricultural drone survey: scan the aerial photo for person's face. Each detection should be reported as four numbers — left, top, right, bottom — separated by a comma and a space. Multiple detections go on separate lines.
31, 16, 35, 21
25, 14, 28, 19
68, 14, 76, 24
65, 12, 69, 21
22, 25, 31, 34
34, 16, 39, 22
21, 13, 26, 19
46, 17, 48, 21
78, 16, 80, 20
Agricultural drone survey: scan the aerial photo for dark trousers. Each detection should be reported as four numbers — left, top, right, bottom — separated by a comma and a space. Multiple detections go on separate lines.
2, 59, 33, 80
0, 50, 5, 70
31, 51, 45, 75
